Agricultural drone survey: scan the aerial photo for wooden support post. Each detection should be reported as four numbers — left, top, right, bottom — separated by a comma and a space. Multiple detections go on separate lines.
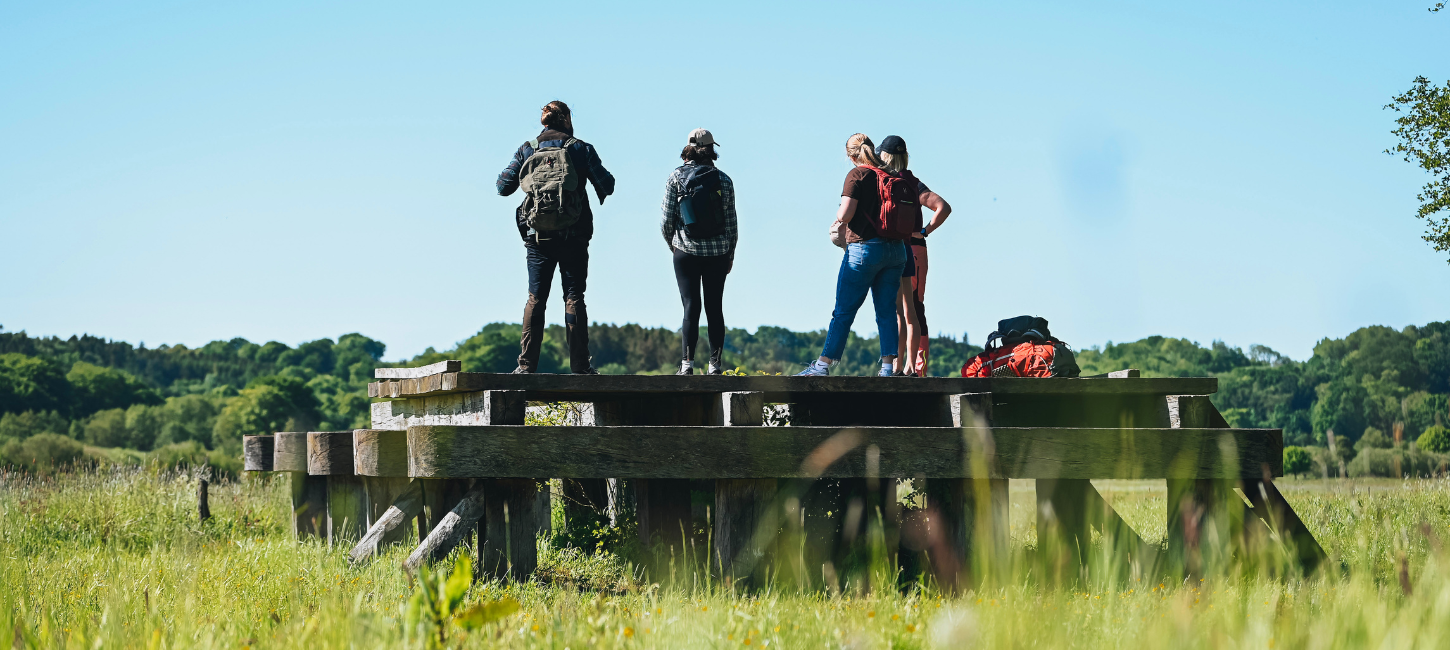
404, 483, 487, 575
354, 428, 413, 550
309, 431, 368, 547
197, 478, 211, 522
275, 432, 325, 539
349, 479, 424, 564
927, 393, 1008, 588
1242, 478, 1328, 573
713, 391, 778, 586
479, 478, 539, 580
1167, 395, 1230, 576
592, 395, 718, 551
562, 478, 609, 531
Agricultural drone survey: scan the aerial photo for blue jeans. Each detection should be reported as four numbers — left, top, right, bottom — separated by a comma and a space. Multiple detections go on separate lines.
820, 238, 907, 361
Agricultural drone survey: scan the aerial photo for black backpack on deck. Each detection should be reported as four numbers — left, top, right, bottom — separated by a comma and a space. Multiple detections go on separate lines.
679, 166, 726, 238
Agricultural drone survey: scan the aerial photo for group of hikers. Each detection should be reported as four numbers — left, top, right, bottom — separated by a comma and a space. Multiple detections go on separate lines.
496, 101, 952, 377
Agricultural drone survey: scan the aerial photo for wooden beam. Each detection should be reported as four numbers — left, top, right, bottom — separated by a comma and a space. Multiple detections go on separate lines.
354, 429, 409, 477
375, 360, 461, 379
273, 432, 309, 472
368, 374, 1218, 401
308, 431, 367, 546
349, 479, 424, 564
404, 483, 486, 575
243, 435, 274, 472
402, 425, 1282, 480
307, 431, 356, 475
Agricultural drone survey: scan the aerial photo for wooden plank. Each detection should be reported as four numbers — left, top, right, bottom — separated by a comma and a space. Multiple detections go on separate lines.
405, 425, 1282, 479
273, 432, 309, 472
350, 479, 423, 563
934, 393, 1008, 588
368, 374, 1218, 401
354, 429, 409, 477
370, 392, 525, 430
307, 431, 356, 475
404, 483, 486, 575
243, 435, 274, 472
374, 360, 462, 379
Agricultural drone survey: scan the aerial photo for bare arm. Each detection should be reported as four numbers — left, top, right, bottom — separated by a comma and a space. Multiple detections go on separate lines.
838, 196, 859, 224
919, 191, 951, 235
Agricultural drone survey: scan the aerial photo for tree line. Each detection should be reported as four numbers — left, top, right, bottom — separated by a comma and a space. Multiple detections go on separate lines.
1, 321, 1447, 476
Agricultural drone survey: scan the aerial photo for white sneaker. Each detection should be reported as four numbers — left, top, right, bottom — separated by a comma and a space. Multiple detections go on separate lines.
879, 363, 895, 377
796, 360, 831, 377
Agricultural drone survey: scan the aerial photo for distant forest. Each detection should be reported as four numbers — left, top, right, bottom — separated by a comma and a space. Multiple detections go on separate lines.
1, 321, 1448, 473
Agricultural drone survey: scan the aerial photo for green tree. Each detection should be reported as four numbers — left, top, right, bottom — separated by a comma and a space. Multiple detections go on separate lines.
66, 361, 162, 418
1387, 73, 1450, 262
0, 432, 84, 473
1418, 424, 1450, 454
80, 408, 129, 447
1283, 446, 1312, 476
0, 353, 71, 415
0, 410, 70, 441
212, 376, 320, 449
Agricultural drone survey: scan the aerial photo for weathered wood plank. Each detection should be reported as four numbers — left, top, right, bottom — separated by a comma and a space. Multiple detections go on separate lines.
350, 479, 424, 564
308, 431, 356, 475
243, 435, 275, 472
405, 425, 1282, 479
370, 391, 527, 430
374, 360, 461, 379
404, 483, 486, 575
273, 432, 309, 472
362, 476, 413, 546
368, 374, 1217, 401
354, 429, 409, 477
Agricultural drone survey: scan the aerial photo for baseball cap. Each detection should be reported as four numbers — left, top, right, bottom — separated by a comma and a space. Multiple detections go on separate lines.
688, 128, 719, 146
875, 135, 907, 155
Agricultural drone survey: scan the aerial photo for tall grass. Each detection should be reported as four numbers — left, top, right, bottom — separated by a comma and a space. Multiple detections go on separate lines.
2, 469, 1449, 648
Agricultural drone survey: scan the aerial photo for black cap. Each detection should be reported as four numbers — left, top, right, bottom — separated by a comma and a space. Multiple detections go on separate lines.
875, 135, 907, 155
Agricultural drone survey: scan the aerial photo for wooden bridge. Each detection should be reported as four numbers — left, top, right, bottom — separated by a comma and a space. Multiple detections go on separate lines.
242, 360, 1325, 587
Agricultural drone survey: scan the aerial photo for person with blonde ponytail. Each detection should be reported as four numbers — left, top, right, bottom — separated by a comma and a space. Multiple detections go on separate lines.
874, 135, 951, 376
797, 134, 909, 377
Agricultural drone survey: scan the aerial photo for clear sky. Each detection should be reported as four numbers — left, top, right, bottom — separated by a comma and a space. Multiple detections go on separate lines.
2, 1, 1447, 362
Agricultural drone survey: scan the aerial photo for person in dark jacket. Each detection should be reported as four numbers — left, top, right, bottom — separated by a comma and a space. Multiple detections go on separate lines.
496, 101, 616, 373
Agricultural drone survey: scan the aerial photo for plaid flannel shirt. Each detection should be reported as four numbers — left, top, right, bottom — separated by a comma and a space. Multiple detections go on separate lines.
660, 163, 738, 258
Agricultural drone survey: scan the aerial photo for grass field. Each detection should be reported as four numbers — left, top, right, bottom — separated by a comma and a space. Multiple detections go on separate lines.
2, 468, 1449, 649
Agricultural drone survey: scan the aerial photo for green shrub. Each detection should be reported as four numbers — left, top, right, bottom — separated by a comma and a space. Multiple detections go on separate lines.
148, 441, 241, 478
0, 432, 84, 473
1283, 446, 1312, 476
1355, 427, 1392, 452
1348, 445, 1450, 478
1418, 425, 1450, 454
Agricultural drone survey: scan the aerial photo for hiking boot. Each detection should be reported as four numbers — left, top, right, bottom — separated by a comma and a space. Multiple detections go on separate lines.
707, 362, 724, 375
573, 367, 600, 375
511, 365, 534, 374
796, 360, 830, 377
677, 360, 693, 375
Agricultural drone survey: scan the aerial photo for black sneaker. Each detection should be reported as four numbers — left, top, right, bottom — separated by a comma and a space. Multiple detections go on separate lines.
573, 367, 600, 375
511, 365, 534, 374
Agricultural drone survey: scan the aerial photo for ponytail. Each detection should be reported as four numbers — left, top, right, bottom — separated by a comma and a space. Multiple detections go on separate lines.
846, 133, 885, 168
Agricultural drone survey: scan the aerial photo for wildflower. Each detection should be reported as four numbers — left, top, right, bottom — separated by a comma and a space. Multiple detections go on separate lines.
623, 627, 634, 637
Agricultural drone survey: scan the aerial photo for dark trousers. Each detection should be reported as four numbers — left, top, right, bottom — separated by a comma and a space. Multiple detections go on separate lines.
672, 248, 729, 363
520, 237, 591, 372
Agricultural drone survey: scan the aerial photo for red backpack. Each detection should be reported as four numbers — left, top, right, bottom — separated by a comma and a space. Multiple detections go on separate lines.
960, 316, 1081, 378
864, 167, 921, 240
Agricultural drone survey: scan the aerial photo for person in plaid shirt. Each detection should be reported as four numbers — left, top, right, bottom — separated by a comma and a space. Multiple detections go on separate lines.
660, 128, 737, 375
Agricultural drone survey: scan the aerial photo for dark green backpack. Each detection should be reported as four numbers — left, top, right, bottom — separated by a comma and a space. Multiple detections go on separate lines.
518, 138, 585, 232
678, 166, 725, 238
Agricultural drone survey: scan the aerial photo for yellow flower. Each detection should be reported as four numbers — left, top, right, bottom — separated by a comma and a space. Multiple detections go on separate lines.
623, 627, 634, 638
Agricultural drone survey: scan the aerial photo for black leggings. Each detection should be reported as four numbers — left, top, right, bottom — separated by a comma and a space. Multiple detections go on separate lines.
673, 248, 729, 362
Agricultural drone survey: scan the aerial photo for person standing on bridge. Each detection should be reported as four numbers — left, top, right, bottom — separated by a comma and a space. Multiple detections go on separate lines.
661, 129, 738, 375
497, 101, 616, 374
875, 135, 951, 377
797, 133, 909, 377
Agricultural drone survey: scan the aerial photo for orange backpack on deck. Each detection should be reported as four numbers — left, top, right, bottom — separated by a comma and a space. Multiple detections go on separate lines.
960, 316, 1081, 378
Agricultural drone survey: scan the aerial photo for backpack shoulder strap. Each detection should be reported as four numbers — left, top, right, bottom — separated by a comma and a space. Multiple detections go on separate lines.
527, 138, 539, 150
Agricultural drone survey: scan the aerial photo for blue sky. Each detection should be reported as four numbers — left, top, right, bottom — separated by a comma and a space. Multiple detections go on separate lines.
1, 1, 1446, 362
